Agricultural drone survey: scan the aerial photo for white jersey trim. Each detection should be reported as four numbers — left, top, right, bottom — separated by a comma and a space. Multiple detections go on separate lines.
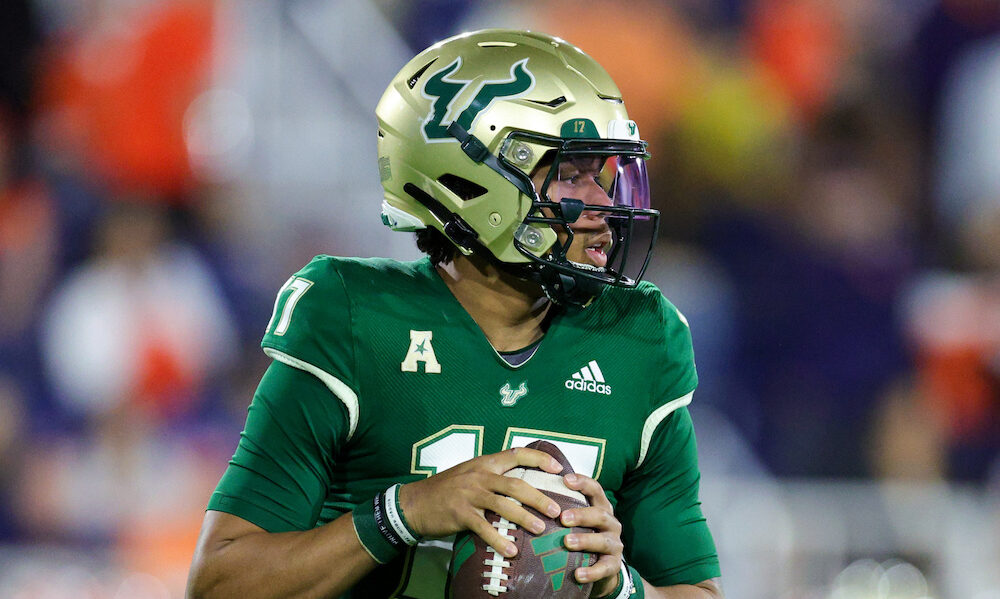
263, 348, 359, 441
636, 391, 694, 469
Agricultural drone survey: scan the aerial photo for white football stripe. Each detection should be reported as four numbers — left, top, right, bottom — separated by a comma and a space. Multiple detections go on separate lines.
580, 366, 594, 381
588, 360, 605, 382
504, 468, 587, 504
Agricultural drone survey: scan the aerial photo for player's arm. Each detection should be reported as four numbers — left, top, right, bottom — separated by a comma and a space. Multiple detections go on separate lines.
186, 361, 377, 598
648, 577, 723, 598
615, 405, 722, 598
560, 295, 720, 597
187, 361, 565, 598
557, 474, 723, 599
188, 509, 376, 598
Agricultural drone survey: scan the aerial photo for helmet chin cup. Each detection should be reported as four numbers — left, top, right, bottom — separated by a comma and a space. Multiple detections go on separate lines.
541, 267, 606, 309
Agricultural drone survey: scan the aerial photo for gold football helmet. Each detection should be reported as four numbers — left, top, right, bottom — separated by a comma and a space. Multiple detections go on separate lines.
376, 29, 658, 307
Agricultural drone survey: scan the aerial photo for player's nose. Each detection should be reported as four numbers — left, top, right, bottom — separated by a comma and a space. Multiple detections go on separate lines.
577, 180, 612, 221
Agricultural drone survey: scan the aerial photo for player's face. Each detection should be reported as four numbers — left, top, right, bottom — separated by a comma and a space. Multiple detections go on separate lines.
531, 156, 614, 268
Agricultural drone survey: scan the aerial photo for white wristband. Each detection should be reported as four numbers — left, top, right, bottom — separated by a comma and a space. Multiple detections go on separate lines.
384, 484, 420, 546
612, 561, 635, 599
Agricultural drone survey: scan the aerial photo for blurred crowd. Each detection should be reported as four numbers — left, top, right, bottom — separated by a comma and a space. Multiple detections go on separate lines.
1, 0, 999, 597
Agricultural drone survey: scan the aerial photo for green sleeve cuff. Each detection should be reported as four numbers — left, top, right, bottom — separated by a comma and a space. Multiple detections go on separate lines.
352, 496, 402, 564
646, 556, 721, 588
207, 493, 304, 533
628, 564, 644, 598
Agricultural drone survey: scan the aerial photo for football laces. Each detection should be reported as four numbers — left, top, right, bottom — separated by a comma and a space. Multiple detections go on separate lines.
483, 516, 517, 595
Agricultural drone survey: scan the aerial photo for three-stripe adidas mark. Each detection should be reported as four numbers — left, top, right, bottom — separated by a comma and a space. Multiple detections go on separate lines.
564, 360, 612, 395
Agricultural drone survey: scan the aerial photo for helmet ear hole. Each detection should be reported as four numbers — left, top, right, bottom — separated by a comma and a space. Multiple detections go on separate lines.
437, 173, 488, 201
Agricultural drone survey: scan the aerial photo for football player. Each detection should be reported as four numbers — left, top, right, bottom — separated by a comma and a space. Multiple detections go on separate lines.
187, 29, 722, 599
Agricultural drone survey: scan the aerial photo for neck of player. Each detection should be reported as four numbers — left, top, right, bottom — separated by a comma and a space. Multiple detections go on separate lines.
436, 253, 551, 353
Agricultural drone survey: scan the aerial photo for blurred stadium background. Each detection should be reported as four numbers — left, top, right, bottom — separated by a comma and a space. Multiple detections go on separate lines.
0, 0, 999, 597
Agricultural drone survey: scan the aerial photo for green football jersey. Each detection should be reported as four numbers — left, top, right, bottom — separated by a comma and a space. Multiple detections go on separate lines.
208, 256, 720, 597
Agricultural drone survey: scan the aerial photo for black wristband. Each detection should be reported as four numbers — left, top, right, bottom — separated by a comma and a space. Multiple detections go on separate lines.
373, 489, 406, 548
352, 485, 422, 565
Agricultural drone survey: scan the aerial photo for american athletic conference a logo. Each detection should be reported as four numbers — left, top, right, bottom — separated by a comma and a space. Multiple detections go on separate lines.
420, 57, 535, 143
564, 360, 612, 395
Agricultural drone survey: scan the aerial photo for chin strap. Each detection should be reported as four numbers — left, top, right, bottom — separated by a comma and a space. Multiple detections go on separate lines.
497, 259, 604, 310
537, 264, 605, 309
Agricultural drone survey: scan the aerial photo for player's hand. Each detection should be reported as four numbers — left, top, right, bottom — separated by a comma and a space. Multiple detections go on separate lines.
559, 473, 625, 597
398, 448, 565, 557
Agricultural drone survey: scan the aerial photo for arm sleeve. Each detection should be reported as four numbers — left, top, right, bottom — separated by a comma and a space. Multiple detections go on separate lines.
617, 406, 720, 586
207, 360, 350, 532
655, 292, 698, 401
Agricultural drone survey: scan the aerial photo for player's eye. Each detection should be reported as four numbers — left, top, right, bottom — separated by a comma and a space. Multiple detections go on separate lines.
567, 173, 601, 186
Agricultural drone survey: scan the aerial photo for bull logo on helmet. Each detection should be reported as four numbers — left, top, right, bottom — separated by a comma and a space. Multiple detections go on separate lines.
421, 57, 535, 142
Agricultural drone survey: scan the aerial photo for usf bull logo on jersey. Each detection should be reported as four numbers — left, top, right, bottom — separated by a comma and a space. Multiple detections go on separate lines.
499, 381, 528, 407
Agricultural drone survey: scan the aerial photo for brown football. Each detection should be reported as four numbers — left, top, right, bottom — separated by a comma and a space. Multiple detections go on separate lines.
446, 440, 596, 598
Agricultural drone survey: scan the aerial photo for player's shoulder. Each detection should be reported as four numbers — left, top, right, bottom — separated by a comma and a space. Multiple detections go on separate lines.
262, 255, 436, 351
588, 280, 690, 334
281, 254, 437, 307
293, 254, 430, 285
261, 256, 432, 381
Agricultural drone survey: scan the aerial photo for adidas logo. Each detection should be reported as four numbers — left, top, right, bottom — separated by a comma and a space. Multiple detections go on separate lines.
564, 360, 612, 395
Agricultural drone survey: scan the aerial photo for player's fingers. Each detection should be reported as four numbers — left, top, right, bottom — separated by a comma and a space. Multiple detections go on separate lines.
465, 511, 519, 558
494, 476, 561, 519
564, 530, 623, 556
561, 505, 621, 534
486, 447, 563, 474
483, 494, 547, 535
575, 552, 621, 584
563, 473, 613, 510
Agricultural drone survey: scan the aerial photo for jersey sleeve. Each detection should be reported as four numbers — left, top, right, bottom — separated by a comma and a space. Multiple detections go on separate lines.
260, 256, 361, 440
617, 406, 720, 586
207, 359, 350, 532
654, 291, 698, 403
614, 288, 718, 585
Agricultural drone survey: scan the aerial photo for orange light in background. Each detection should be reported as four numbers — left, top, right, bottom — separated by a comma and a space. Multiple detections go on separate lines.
537, 0, 705, 144
919, 347, 996, 439
748, 0, 846, 123
38, 1, 215, 199
117, 511, 205, 594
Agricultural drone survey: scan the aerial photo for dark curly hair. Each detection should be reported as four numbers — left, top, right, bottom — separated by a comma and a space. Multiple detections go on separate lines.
415, 227, 458, 265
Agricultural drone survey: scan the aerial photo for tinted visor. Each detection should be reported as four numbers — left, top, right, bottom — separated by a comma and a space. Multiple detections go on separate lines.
504, 136, 659, 287
548, 154, 651, 211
